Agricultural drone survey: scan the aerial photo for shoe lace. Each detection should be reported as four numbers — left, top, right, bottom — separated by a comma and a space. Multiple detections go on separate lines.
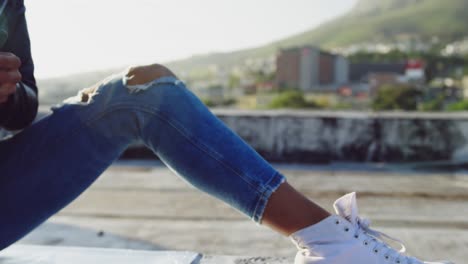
355, 217, 418, 264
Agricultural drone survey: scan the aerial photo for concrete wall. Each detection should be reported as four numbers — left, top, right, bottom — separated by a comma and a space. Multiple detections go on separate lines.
35, 108, 468, 164
213, 110, 468, 163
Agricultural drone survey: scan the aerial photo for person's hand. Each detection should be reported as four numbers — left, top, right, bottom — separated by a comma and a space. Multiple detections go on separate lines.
0, 52, 22, 104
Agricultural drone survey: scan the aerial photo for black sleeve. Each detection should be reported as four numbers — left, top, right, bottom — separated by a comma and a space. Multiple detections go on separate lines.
0, 1, 38, 130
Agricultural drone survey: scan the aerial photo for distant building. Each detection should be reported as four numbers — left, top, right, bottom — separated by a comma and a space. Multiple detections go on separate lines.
405, 59, 426, 82
276, 46, 349, 92
276, 47, 303, 90
350, 60, 426, 83
349, 63, 407, 82
335, 56, 349, 84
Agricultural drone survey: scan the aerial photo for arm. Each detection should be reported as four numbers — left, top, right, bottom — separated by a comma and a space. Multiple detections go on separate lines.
0, 2, 38, 130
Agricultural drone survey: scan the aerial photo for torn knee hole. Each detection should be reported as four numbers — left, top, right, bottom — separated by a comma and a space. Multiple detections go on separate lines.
124, 64, 176, 93
79, 86, 99, 103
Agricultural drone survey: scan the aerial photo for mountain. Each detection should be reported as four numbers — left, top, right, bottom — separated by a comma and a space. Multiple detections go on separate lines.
168, 0, 468, 73
284, 0, 468, 47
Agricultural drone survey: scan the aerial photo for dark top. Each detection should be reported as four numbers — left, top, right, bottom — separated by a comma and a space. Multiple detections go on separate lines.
0, 0, 38, 131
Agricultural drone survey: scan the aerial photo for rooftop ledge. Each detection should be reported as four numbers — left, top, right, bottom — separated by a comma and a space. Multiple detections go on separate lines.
211, 109, 468, 120
38, 106, 468, 120
0, 245, 288, 264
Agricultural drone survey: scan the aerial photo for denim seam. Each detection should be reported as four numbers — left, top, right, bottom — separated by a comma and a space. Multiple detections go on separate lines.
251, 171, 286, 223
251, 173, 275, 221
82, 103, 265, 194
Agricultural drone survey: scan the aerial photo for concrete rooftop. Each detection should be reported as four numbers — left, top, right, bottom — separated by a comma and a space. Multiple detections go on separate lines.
14, 162, 468, 263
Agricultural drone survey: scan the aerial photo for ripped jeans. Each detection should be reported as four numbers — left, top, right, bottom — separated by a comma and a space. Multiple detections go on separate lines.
0, 74, 286, 250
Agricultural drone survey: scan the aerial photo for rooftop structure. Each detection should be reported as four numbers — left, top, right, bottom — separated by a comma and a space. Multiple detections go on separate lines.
349, 60, 426, 83
276, 46, 349, 92
349, 62, 407, 82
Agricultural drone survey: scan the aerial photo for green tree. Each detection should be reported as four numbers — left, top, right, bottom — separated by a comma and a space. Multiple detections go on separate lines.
420, 94, 445, 111
447, 100, 468, 111
228, 74, 241, 89
202, 98, 216, 107
372, 84, 422, 111
268, 90, 319, 109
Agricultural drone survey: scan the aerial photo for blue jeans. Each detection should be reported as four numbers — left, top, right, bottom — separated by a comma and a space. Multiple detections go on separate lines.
0, 75, 286, 250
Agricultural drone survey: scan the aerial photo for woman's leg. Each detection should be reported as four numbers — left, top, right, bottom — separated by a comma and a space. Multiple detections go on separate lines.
263, 182, 330, 236
124, 64, 330, 235
0, 64, 329, 250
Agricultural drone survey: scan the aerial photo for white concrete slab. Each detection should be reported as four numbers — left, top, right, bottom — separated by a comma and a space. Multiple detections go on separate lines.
0, 245, 201, 264
19, 222, 160, 250
199, 255, 289, 264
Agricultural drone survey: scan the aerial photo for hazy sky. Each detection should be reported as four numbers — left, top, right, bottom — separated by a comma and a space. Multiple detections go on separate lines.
24, 0, 356, 79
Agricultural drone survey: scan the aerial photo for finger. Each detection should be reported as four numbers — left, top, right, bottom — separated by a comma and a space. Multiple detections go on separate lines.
0, 83, 16, 96
0, 69, 22, 84
0, 52, 21, 70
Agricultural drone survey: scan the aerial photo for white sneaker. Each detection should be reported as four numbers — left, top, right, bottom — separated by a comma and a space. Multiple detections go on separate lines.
290, 192, 454, 264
